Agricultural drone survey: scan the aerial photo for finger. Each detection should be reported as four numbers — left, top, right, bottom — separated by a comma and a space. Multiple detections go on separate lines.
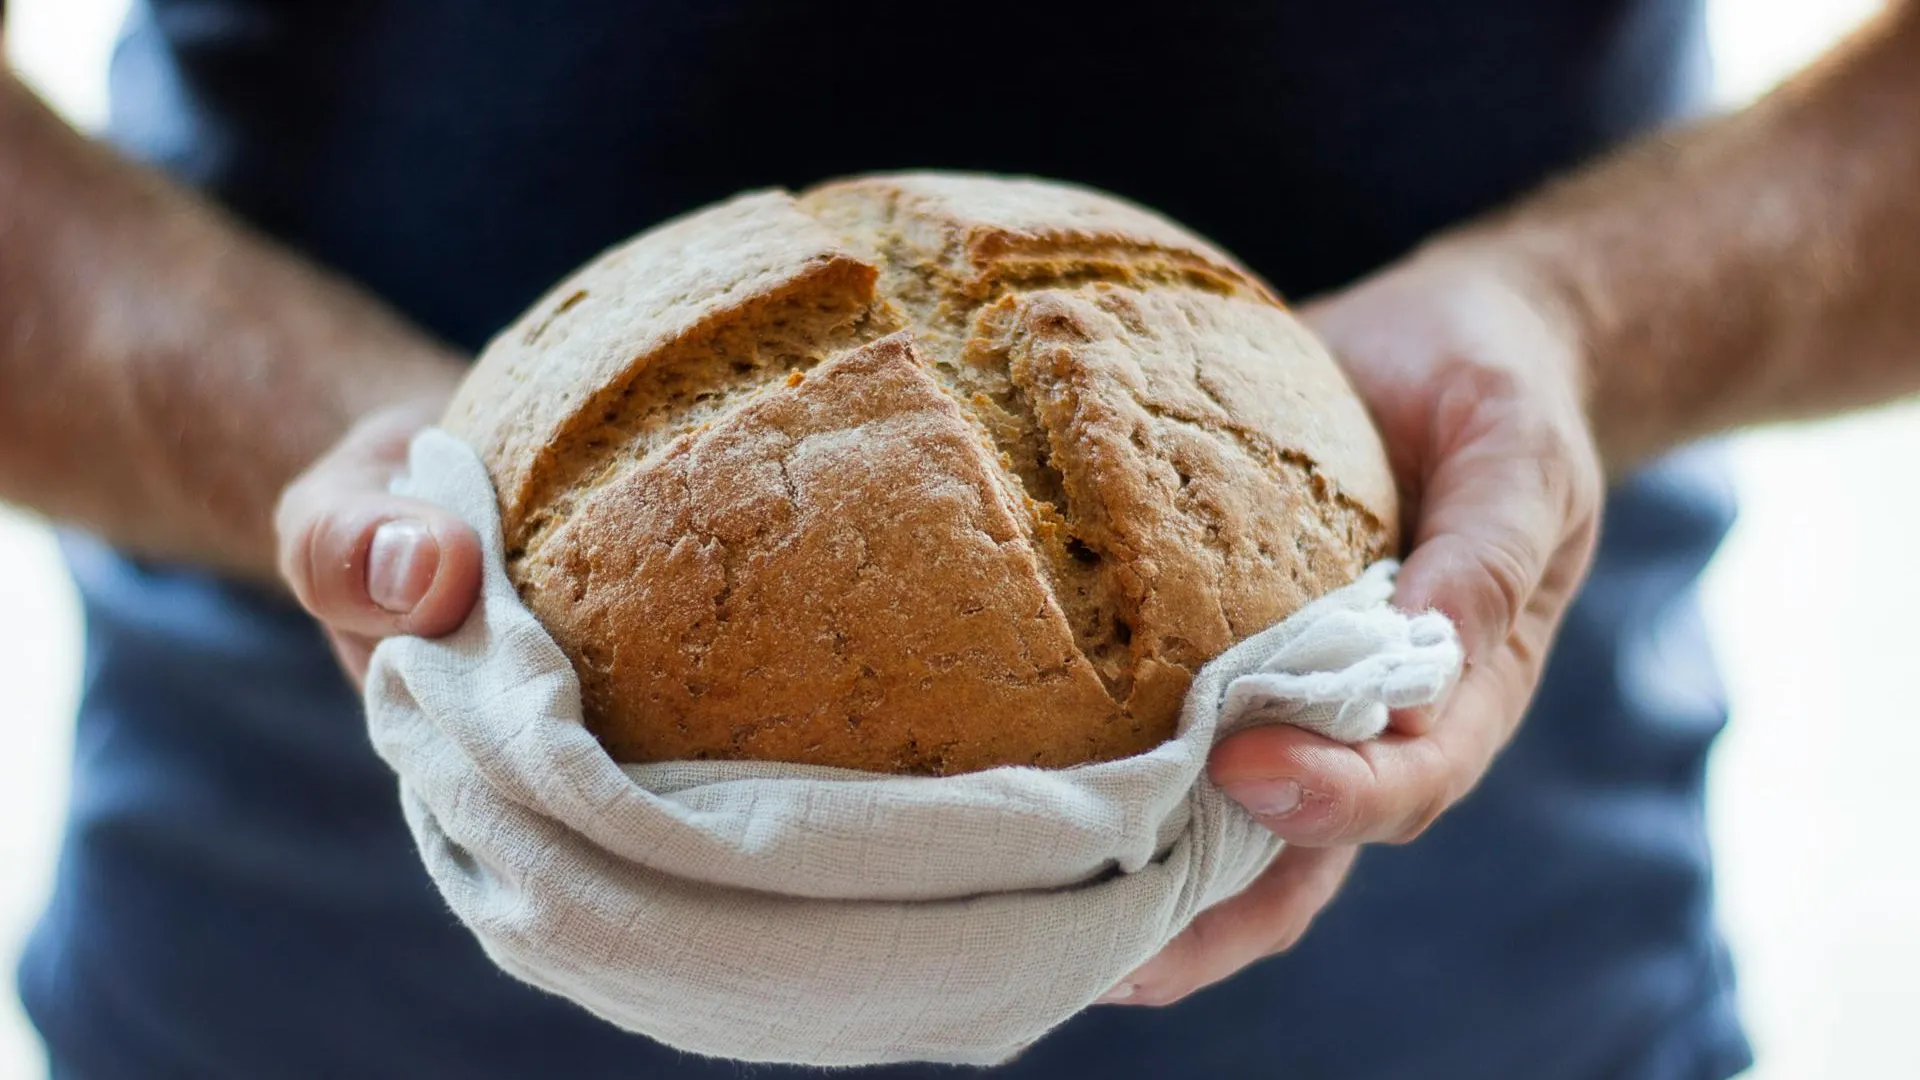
1099, 846, 1358, 1008
1210, 606, 1550, 847
278, 488, 482, 639
275, 427, 482, 642
1398, 389, 1586, 669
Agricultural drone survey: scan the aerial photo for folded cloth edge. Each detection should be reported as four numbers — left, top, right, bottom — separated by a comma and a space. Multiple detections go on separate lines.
362, 427, 1464, 1068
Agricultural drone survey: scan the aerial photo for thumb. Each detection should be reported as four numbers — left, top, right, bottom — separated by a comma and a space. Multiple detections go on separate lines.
275, 411, 482, 641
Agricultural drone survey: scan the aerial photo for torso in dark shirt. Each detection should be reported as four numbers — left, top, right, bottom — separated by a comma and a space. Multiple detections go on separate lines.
18, 2, 1752, 1077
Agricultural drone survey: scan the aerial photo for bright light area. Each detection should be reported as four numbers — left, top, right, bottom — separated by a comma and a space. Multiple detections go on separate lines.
0, 2, 1911, 1078
1696, 5, 1919, 1080
0, 9, 124, 1080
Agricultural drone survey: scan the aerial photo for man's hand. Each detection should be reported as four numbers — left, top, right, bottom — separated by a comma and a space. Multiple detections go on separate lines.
1103, 245, 1604, 1007
1106, 1, 1920, 1008
275, 404, 484, 686
0, 71, 471, 583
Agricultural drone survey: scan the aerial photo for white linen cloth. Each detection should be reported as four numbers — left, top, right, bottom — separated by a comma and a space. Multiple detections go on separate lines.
363, 428, 1462, 1067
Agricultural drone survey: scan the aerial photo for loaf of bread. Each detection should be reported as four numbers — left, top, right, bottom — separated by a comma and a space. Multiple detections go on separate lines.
443, 173, 1399, 776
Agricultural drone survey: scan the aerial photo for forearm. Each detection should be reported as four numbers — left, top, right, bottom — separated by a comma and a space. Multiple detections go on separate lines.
0, 71, 464, 583
1437, 2, 1920, 473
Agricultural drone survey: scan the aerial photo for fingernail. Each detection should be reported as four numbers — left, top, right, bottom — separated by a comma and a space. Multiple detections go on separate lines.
1094, 983, 1136, 1005
368, 520, 438, 614
1225, 779, 1302, 818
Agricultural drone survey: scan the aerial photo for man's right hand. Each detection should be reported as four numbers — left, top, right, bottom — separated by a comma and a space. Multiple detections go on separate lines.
1105, 240, 1604, 1008
275, 403, 484, 687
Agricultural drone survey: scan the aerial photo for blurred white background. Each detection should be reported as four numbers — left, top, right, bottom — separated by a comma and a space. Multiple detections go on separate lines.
0, 1, 1914, 1077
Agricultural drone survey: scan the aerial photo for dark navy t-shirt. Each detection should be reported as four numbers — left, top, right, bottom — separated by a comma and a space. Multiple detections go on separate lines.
18, 2, 1753, 1077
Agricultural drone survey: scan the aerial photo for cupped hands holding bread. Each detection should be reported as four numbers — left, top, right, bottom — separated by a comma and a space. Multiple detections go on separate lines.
273, 172, 1602, 1003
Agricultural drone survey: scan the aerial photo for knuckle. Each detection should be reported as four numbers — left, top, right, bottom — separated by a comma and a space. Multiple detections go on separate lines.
1308, 782, 1366, 843
1524, 409, 1579, 460
277, 510, 329, 608
1387, 741, 1459, 844
1563, 507, 1603, 570
272, 473, 323, 555
1533, 423, 1603, 519
1574, 494, 1603, 538
294, 506, 379, 619
1428, 359, 1522, 451
1469, 538, 1532, 637
1390, 790, 1452, 845
1434, 354, 1524, 407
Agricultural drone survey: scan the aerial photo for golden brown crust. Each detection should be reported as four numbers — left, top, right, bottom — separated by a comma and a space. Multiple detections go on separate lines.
800, 172, 1271, 304
974, 284, 1397, 714
519, 334, 1130, 773
442, 190, 884, 558
448, 172, 1399, 775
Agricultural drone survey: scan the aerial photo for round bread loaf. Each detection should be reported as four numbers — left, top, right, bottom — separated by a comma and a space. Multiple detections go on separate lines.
443, 173, 1400, 776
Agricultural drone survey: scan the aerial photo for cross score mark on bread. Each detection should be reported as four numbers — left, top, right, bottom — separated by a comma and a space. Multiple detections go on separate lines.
443, 174, 1399, 775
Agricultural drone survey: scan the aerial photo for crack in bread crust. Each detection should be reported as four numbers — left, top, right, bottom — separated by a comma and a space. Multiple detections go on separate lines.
795, 184, 1391, 726
508, 260, 894, 567
519, 334, 1129, 774
457, 174, 1400, 775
